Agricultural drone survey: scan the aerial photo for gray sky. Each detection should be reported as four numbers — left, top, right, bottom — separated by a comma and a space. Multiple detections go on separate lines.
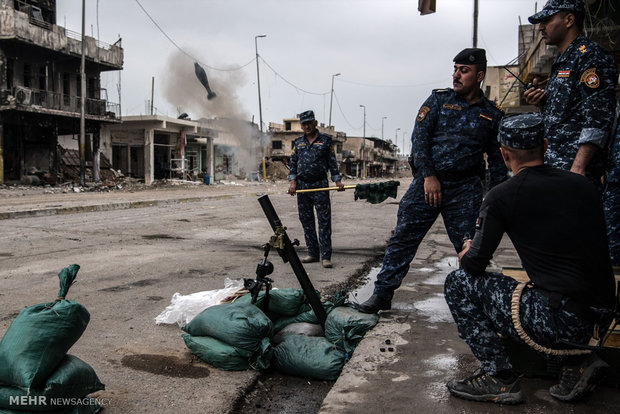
57, 0, 541, 153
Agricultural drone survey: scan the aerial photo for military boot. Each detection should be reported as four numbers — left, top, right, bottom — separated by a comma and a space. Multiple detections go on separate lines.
356, 294, 391, 313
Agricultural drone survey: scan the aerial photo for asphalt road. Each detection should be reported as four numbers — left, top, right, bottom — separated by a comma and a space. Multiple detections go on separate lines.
0, 179, 401, 413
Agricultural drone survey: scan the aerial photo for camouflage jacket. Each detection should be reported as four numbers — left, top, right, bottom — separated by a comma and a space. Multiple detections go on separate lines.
411, 88, 507, 188
606, 102, 620, 183
542, 34, 618, 176
287, 132, 341, 184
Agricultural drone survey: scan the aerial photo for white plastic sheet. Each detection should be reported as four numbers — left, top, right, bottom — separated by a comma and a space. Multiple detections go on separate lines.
155, 278, 245, 327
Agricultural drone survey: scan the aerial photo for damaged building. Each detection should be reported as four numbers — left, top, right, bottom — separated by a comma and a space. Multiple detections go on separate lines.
268, 114, 399, 179
0, 0, 123, 184
101, 115, 262, 184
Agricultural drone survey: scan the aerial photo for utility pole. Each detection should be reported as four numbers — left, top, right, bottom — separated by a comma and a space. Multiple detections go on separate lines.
255, 34, 266, 180
395, 128, 401, 153
473, 0, 479, 47
79, 0, 86, 186
360, 105, 366, 179
328, 73, 340, 127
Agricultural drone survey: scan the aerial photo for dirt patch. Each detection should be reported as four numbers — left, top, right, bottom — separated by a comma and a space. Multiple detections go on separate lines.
99, 278, 159, 292
120, 354, 210, 378
142, 234, 186, 240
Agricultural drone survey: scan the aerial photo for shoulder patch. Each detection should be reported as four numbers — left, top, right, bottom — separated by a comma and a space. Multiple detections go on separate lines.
417, 106, 431, 122
579, 44, 588, 54
580, 68, 600, 89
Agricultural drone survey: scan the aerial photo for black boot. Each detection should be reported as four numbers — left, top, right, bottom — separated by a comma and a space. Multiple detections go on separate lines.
356, 294, 391, 313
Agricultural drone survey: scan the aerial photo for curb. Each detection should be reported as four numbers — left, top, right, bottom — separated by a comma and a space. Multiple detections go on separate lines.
0, 191, 281, 221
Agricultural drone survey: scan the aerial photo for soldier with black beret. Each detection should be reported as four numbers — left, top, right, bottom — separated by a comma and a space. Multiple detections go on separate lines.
524, 0, 618, 187
444, 113, 615, 404
358, 47, 507, 313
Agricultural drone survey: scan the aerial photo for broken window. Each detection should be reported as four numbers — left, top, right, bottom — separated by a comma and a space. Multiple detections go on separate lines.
272, 140, 282, 150
285, 121, 291, 131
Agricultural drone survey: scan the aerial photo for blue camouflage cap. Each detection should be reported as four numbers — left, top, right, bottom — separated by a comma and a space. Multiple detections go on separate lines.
299, 110, 315, 124
498, 113, 545, 150
528, 0, 584, 24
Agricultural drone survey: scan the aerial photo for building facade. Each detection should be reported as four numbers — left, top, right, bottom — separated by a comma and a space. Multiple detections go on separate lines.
0, 0, 123, 184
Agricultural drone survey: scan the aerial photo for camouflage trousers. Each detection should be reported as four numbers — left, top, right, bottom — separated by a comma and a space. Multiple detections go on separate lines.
373, 176, 481, 300
444, 269, 595, 375
296, 179, 332, 260
603, 183, 620, 266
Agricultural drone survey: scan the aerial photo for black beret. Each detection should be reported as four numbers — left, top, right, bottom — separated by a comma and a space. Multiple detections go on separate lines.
453, 48, 487, 66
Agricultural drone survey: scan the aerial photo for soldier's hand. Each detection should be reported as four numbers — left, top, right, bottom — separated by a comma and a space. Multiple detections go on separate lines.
287, 181, 296, 195
335, 181, 345, 191
523, 78, 546, 106
423, 176, 442, 207
458, 239, 472, 264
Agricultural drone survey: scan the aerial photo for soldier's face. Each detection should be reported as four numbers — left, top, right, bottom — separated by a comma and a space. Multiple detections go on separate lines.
301, 120, 317, 135
453, 64, 481, 95
538, 12, 569, 46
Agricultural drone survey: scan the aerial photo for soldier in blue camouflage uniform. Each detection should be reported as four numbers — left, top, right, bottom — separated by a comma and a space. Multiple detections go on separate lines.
604, 101, 620, 266
525, 0, 618, 187
288, 110, 344, 268
358, 48, 507, 313
444, 114, 615, 405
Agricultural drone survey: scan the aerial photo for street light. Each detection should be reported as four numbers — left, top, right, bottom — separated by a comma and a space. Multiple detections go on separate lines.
328, 73, 340, 128
381, 116, 387, 140
395, 128, 401, 153
381, 116, 387, 177
402, 131, 409, 155
360, 105, 366, 179
255, 34, 266, 180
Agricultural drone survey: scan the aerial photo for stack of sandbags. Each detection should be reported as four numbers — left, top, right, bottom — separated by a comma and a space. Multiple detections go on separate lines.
182, 303, 273, 371
0, 265, 104, 413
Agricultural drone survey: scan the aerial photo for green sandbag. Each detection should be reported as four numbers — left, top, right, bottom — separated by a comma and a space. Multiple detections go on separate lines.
0, 265, 90, 390
182, 334, 253, 371
273, 334, 346, 381
324, 305, 379, 354
235, 288, 307, 316
182, 303, 272, 352
0, 398, 101, 414
0, 355, 104, 411
272, 309, 319, 333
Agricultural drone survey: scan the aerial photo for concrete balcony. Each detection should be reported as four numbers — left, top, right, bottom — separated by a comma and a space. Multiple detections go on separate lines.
1, 85, 121, 122
0, 1, 123, 70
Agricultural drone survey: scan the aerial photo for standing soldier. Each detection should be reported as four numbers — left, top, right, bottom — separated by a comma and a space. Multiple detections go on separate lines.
287, 110, 344, 269
525, 0, 618, 186
358, 48, 507, 313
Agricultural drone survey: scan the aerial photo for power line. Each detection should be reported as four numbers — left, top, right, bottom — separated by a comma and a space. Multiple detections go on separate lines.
259, 56, 330, 96
133, 0, 254, 72
333, 91, 362, 132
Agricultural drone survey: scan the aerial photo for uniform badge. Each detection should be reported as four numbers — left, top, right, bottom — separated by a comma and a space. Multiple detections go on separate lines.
557, 70, 571, 78
417, 106, 430, 122
475, 217, 483, 230
479, 113, 492, 122
578, 44, 588, 54
580, 68, 600, 89
443, 104, 462, 111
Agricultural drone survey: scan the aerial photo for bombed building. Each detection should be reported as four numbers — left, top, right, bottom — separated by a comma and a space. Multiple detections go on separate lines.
0, 0, 123, 184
